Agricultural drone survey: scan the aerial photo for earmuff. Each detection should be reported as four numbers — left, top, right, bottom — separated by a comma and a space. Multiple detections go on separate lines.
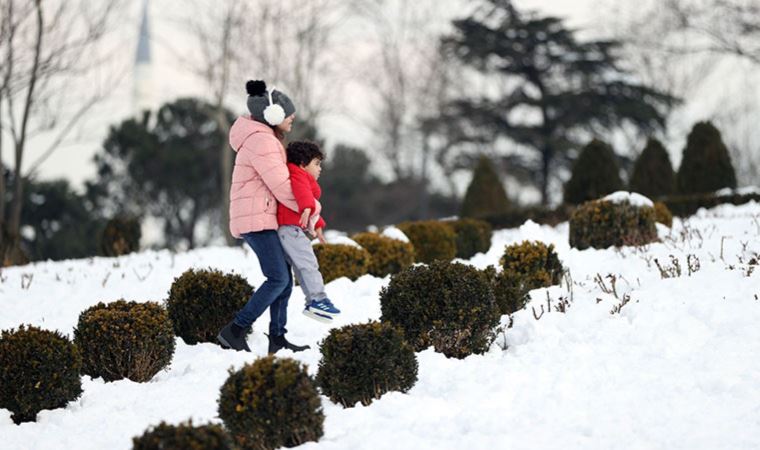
263, 86, 286, 126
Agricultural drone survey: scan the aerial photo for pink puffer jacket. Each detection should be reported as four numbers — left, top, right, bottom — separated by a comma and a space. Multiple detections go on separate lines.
228, 116, 299, 238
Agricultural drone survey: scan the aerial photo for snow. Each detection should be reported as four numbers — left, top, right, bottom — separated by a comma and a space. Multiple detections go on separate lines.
603, 191, 655, 208
715, 186, 760, 197
2, 203, 760, 450
381, 226, 410, 243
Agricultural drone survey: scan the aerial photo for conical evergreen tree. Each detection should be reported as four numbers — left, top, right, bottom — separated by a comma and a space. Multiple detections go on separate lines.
461, 156, 510, 218
676, 121, 737, 194
629, 138, 674, 199
564, 139, 623, 204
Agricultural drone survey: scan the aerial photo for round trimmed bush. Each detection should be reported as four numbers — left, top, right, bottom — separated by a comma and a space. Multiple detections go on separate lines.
653, 201, 673, 227
352, 232, 415, 277
564, 139, 623, 205
569, 199, 657, 250
490, 241, 564, 315
101, 216, 141, 257
397, 220, 457, 264
316, 321, 418, 407
0, 325, 82, 424
218, 356, 324, 450
74, 300, 175, 382
166, 268, 253, 345
629, 138, 674, 199
380, 261, 500, 359
461, 155, 510, 218
676, 121, 737, 195
132, 421, 234, 450
313, 243, 371, 283
444, 218, 493, 259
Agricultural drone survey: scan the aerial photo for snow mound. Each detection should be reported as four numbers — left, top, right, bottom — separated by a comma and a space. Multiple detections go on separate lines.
602, 191, 654, 208
381, 226, 410, 243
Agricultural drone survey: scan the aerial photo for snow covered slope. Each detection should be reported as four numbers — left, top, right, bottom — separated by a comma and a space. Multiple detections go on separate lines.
1, 202, 760, 449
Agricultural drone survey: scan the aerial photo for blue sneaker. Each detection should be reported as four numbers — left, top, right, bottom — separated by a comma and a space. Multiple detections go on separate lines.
303, 298, 341, 323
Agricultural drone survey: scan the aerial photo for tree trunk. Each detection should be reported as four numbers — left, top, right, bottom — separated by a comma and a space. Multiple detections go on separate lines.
541, 145, 552, 206
0, 91, 5, 256
418, 132, 431, 220
3, 0, 43, 265
217, 113, 234, 246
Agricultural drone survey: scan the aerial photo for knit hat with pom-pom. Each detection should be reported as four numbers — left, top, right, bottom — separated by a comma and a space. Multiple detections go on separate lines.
245, 80, 296, 126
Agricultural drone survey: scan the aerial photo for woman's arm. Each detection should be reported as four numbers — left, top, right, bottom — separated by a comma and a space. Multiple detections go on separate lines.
245, 135, 299, 212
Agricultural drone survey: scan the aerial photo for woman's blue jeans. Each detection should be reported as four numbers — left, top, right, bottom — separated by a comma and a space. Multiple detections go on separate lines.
234, 230, 293, 337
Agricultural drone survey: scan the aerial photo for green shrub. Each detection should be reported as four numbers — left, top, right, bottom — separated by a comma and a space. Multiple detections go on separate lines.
653, 201, 673, 227
74, 300, 175, 382
101, 216, 141, 257
461, 155, 510, 218
397, 221, 457, 264
444, 218, 493, 259
380, 261, 500, 359
218, 356, 323, 450
483, 241, 564, 315
166, 269, 253, 345
312, 243, 371, 283
569, 199, 657, 250
629, 138, 675, 199
564, 139, 623, 205
132, 421, 234, 450
351, 232, 415, 277
676, 121, 737, 195
316, 321, 418, 407
0, 325, 82, 424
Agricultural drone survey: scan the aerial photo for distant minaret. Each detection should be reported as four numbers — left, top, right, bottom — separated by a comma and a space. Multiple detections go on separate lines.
133, 0, 154, 117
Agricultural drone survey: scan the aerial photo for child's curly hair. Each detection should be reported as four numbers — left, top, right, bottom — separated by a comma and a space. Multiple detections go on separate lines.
286, 140, 325, 166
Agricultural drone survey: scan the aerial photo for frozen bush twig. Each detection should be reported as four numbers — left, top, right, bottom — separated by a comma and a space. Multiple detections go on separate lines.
594, 273, 619, 298
21, 273, 33, 290
610, 293, 632, 315
654, 255, 682, 279
687, 254, 701, 276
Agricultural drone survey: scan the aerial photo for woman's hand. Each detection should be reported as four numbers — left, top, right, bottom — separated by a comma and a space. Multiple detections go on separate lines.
316, 228, 326, 244
299, 208, 312, 228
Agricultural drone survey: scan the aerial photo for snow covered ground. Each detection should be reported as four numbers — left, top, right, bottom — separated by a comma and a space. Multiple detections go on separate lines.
1, 203, 760, 450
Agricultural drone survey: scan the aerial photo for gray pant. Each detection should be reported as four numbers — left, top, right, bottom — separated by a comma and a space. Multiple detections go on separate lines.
277, 225, 327, 304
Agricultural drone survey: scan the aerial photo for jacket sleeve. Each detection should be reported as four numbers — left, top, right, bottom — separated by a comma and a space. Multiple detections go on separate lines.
245, 135, 298, 212
313, 199, 326, 229
290, 168, 317, 213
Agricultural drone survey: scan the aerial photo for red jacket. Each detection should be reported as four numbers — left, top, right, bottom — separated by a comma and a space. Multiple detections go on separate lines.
277, 163, 326, 229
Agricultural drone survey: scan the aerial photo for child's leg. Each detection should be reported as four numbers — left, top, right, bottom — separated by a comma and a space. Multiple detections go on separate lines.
277, 226, 313, 302
277, 225, 327, 302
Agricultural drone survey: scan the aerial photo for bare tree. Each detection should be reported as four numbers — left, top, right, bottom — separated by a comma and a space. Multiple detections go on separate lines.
0, 0, 126, 264
349, 0, 463, 180
655, 0, 760, 63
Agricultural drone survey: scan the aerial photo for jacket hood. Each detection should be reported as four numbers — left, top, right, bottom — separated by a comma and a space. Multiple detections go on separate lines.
229, 115, 275, 152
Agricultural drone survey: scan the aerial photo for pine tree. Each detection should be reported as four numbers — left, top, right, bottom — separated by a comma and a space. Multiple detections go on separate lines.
564, 139, 623, 205
442, 0, 677, 204
676, 121, 737, 195
629, 138, 675, 200
461, 156, 510, 218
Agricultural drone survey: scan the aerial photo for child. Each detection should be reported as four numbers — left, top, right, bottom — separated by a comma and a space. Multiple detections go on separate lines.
277, 140, 341, 323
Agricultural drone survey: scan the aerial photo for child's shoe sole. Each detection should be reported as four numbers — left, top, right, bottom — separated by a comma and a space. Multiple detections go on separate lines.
303, 308, 334, 323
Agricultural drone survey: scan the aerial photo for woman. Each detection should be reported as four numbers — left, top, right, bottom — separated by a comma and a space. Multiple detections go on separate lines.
217, 80, 310, 354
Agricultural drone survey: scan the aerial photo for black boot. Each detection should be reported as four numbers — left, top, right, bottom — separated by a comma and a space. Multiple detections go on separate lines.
217, 321, 251, 352
266, 333, 310, 354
